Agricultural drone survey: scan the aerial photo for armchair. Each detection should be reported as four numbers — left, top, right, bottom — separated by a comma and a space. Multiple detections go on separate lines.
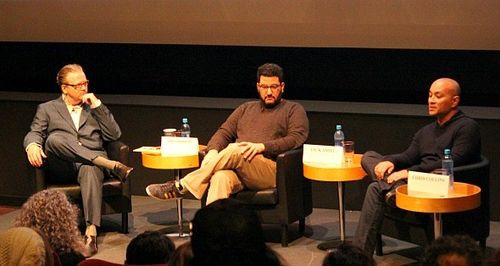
375, 156, 490, 255
32, 140, 132, 233
199, 148, 313, 247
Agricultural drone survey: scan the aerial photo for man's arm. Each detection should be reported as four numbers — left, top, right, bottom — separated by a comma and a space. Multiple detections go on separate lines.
24, 104, 49, 167
88, 99, 122, 141
262, 103, 309, 156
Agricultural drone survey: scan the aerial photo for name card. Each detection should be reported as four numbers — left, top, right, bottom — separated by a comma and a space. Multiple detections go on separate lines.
408, 171, 450, 197
303, 144, 344, 165
160, 137, 199, 156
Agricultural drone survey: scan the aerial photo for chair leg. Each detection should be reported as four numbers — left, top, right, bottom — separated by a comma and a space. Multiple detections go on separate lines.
375, 232, 383, 256
480, 238, 486, 249
281, 224, 289, 247
299, 218, 305, 234
121, 212, 129, 234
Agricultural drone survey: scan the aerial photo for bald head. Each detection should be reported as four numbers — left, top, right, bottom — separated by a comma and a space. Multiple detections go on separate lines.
431, 78, 461, 97
428, 78, 461, 125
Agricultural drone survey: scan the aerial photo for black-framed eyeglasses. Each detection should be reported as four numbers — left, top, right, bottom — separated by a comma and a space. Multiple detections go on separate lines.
258, 83, 282, 91
63, 80, 89, 90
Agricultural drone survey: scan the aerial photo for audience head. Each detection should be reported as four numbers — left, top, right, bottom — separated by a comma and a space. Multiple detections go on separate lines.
421, 234, 483, 266
168, 241, 193, 266
125, 230, 175, 265
322, 243, 376, 266
256, 63, 285, 108
190, 198, 281, 266
0, 226, 58, 266
13, 189, 84, 255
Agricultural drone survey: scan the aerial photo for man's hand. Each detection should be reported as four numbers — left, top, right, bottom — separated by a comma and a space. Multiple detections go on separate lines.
26, 144, 47, 167
374, 161, 395, 180
386, 169, 408, 184
237, 142, 265, 161
81, 93, 101, 108
201, 149, 218, 166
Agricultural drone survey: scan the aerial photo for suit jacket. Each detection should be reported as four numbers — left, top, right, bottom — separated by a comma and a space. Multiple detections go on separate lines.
23, 96, 121, 153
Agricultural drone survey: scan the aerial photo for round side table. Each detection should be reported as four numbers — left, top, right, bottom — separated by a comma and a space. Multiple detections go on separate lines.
303, 154, 366, 250
141, 151, 199, 237
396, 182, 481, 239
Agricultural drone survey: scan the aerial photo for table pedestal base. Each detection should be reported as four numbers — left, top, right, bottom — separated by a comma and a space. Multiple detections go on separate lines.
317, 238, 352, 251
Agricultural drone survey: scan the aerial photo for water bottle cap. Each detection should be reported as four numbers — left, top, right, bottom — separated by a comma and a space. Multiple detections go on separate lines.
336, 124, 342, 130
182, 117, 188, 123
444, 148, 451, 155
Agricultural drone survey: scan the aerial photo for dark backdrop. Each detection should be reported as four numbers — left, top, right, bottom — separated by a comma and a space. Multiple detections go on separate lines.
1, 42, 499, 106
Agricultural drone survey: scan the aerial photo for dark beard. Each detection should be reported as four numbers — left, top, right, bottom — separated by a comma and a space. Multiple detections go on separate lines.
261, 92, 283, 108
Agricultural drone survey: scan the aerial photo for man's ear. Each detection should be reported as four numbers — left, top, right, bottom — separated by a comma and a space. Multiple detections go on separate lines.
452, 95, 460, 108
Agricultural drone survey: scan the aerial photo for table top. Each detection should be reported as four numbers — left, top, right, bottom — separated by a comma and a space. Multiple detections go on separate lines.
140, 145, 205, 170
303, 154, 366, 182
396, 182, 481, 213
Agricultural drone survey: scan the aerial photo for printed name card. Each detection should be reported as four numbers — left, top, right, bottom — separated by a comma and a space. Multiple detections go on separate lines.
160, 137, 199, 156
303, 144, 344, 165
408, 171, 450, 197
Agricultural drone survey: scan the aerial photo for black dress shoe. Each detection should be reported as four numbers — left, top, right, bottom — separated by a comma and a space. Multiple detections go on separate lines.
82, 235, 98, 257
385, 189, 397, 208
112, 162, 133, 182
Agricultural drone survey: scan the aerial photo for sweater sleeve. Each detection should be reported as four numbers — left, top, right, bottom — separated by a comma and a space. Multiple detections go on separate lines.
262, 102, 309, 156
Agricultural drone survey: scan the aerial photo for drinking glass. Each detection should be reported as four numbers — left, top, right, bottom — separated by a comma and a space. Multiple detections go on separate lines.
343, 140, 355, 166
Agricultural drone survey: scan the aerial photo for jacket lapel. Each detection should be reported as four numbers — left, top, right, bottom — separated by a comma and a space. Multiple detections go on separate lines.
55, 96, 78, 132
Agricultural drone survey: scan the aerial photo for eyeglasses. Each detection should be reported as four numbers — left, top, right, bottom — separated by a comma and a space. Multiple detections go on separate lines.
63, 80, 89, 90
258, 83, 282, 91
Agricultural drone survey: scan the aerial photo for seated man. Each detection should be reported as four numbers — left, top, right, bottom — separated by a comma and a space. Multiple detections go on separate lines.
146, 63, 309, 205
23, 64, 133, 255
353, 78, 481, 255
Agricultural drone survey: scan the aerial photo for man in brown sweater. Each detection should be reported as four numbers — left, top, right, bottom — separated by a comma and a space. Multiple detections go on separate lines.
146, 63, 309, 205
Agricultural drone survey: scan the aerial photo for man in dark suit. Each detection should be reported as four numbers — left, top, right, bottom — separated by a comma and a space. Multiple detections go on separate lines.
23, 64, 133, 255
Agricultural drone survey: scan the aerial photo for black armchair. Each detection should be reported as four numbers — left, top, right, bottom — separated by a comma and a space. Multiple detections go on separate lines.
199, 148, 313, 247
375, 156, 490, 255
32, 140, 132, 233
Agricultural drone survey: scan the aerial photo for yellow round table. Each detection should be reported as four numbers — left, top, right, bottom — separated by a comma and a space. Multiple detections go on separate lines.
141, 149, 201, 237
303, 154, 366, 250
396, 182, 481, 239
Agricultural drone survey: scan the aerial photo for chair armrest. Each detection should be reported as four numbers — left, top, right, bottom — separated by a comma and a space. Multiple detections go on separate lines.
105, 140, 130, 165
276, 148, 312, 215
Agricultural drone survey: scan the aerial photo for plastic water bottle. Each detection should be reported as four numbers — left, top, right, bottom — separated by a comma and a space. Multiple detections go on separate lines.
180, 117, 191, 137
334, 124, 344, 147
442, 148, 454, 189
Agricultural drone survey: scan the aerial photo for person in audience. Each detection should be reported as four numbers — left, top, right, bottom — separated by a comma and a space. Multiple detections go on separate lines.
190, 198, 284, 266
145, 63, 309, 205
353, 78, 481, 255
322, 243, 377, 266
23, 64, 133, 255
420, 234, 483, 266
13, 189, 89, 265
0, 226, 59, 266
169, 241, 193, 266
125, 230, 175, 265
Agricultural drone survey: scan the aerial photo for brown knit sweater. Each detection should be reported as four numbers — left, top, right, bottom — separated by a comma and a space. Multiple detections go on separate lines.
206, 99, 309, 159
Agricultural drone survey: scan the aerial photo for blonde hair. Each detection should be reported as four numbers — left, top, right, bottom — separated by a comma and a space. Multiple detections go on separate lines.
13, 189, 84, 254
56, 64, 84, 85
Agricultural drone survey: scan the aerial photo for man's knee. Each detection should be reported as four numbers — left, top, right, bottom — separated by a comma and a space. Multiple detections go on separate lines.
45, 134, 67, 151
210, 171, 243, 192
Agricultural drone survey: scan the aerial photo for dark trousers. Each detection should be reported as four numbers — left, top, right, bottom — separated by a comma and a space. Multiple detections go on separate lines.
44, 133, 107, 226
353, 151, 405, 255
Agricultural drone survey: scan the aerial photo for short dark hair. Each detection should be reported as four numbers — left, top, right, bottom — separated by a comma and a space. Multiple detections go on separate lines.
421, 234, 483, 266
125, 230, 175, 265
257, 63, 284, 83
323, 243, 376, 266
190, 199, 279, 266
